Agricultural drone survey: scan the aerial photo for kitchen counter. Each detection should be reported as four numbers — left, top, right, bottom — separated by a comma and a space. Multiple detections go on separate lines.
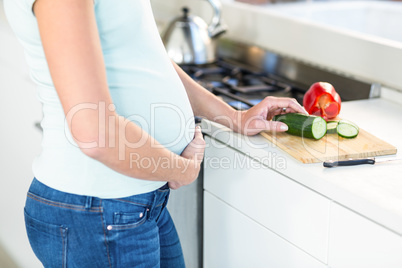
201, 98, 402, 236
217, 0, 402, 92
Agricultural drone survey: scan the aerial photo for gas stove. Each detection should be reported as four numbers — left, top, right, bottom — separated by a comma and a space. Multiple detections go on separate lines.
182, 59, 307, 110
181, 39, 381, 111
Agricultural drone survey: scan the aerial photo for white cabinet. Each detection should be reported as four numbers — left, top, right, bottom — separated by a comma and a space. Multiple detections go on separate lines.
204, 136, 331, 263
203, 136, 402, 268
328, 203, 402, 268
204, 191, 327, 268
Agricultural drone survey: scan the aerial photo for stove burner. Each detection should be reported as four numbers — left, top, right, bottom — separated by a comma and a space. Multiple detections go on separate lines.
182, 60, 307, 110
222, 75, 282, 94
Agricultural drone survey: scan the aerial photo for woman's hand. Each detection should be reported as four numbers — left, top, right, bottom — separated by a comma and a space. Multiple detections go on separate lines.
168, 126, 206, 189
235, 96, 308, 136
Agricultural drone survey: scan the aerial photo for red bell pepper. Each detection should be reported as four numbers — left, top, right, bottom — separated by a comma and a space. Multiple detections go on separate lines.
303, 82, 341, 121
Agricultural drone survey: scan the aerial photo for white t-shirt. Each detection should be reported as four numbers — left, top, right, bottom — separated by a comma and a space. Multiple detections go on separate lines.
3, 0, 195, 197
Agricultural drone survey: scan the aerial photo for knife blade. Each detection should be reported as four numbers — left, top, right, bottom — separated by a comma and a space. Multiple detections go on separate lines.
323, 156, 402, 168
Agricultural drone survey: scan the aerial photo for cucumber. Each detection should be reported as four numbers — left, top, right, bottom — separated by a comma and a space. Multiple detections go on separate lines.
326, 121, 338, 134
273, 113, 327, 140
337, 120, 359, 138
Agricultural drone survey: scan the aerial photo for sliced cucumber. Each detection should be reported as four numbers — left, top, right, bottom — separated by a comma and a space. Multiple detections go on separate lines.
338, 119, 359, 130
337, 120, 359, 138
273, 113, 327, 140
326, 121, 338, 134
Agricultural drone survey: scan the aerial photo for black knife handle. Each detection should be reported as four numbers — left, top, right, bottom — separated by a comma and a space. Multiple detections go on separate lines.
323, 159, 375, 168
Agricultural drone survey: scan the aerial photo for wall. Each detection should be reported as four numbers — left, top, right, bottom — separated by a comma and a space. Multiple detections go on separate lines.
0, 1, 43, 267
151, 0, 212, 30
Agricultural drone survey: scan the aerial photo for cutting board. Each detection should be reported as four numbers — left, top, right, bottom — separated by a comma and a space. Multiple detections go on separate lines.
260, 128, 397, 164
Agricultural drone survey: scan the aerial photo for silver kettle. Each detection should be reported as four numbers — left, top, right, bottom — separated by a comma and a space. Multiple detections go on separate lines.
162, 0, 227, 65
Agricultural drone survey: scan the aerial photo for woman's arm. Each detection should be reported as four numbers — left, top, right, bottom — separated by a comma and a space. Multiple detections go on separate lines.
34, 0, 204, 189
172, 61, 308, 136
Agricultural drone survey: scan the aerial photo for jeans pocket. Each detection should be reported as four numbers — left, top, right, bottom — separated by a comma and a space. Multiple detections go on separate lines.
24, 209, 68, 268
112, 207, 149, 230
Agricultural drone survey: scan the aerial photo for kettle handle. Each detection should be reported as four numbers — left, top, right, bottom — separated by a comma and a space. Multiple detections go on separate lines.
207, 0, 227, 38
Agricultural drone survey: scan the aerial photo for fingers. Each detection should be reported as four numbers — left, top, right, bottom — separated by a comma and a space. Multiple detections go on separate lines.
170, 126, 205, 190
180, 126, 206, 162
193, 126, 205, 145
245, 118, 288, 135
265, 120, 289, 132
168, 181, 179, 190
193, 126, 206, 162
262, 96, 308, 115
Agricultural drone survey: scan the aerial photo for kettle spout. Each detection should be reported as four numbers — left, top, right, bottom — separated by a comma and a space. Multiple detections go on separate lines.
207, 0, 227, 38
209, 22, 227, 38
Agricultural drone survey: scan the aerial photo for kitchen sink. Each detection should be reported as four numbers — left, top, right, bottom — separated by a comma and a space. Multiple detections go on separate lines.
271, 1, 402, 44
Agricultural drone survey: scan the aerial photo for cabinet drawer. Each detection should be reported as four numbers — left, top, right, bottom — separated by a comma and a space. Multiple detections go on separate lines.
204, 136, 330, 263
204, 191, 327, 268
329, 202, 402, 268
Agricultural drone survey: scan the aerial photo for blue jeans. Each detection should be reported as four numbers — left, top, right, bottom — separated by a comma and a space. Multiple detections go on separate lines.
24, 178, 185, 268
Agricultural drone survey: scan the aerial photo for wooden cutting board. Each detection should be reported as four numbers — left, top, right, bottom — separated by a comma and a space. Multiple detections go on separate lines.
260, 128, 397, 164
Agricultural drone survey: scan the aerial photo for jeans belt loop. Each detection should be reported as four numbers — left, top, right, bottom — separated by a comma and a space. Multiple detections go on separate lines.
85, 196, 93, 209
147, 191, 158, 219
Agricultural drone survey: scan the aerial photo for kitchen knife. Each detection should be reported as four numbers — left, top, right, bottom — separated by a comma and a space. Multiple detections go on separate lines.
323, 156, 402, 168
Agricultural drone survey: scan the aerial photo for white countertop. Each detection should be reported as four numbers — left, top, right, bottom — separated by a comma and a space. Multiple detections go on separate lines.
216, 0, 402, 92
202, 98, 402, 236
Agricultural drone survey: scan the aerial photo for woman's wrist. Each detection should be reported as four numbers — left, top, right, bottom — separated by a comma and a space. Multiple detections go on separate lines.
231, 110, 246, 135
168, 157, 200, 189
